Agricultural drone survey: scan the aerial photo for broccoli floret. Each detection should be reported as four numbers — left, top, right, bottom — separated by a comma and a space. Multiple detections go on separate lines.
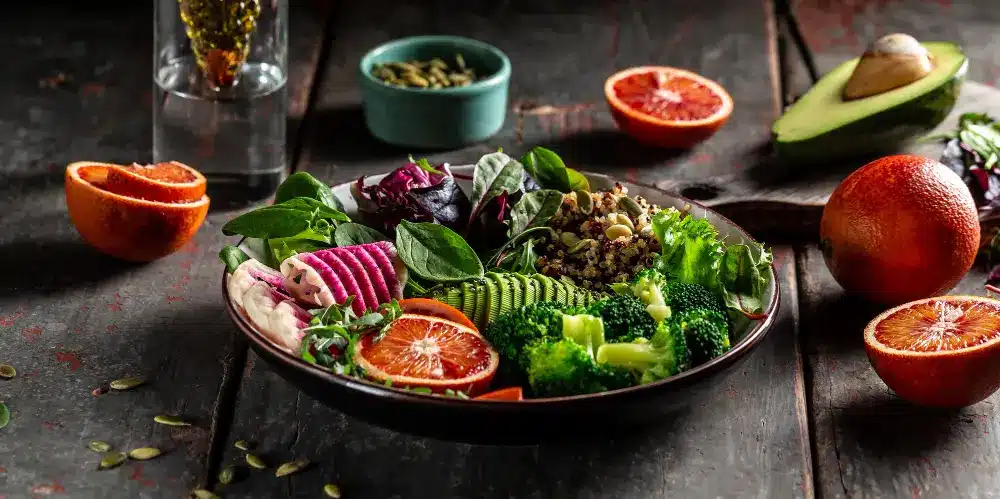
611, 268, 671, 322
586, 294, 658, 342
526, 339, 634, 397
672, 309, 730, 366
595, 320, 691, 383
665, 281, 724, 316
482, 301, 566, 370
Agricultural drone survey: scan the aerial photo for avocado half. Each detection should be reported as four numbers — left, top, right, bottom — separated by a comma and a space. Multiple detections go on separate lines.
772, 42, 967, 162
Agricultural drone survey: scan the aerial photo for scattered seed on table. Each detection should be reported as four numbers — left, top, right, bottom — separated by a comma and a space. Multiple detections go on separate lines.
98, 451, 127, 470
234, 439, 251, 451
154, 415, 191, 426
191, 489, 220, 499
0, 364, 15, 379
128, 447, 162, 460
0, 402, 9, 429
88, 440, 112, 453
109, 377, 145, 391
218, 465, 236, 485
275, 458, 309, 477
245, 453, 267, 469
324, 483, 342, 498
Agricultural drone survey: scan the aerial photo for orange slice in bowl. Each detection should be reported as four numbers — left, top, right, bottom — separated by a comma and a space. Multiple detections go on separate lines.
864, 295, 1000, 408
353, 314, 498, 396
66, 161, 209, 262
105, 161, 206, 203
604, 66, 733, 149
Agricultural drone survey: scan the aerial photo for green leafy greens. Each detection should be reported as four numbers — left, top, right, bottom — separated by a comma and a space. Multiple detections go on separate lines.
334, 223, 389, 247
395, 220, 485, 283
521, 146, 590, 193
219, 245, 251, 273
468, 150, 525, 222
299, 298, 404, 375
274, 171, 345, 212
507, 189, 563, 236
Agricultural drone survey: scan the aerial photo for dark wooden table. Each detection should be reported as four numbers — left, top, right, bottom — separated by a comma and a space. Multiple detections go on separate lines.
1, 1, 998, 498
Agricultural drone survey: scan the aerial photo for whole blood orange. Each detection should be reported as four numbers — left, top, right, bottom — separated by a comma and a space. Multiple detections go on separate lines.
352, 314, 498, 396
66, 161, 209, 262
820, 154, 979, 305
864, 295, 1000, 408
604, 66, 733, 149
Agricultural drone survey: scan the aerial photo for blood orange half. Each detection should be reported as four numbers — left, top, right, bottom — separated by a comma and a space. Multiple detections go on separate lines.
864, 295, 1000, 408
105, 161, 207, 203
604, 66, 733, 149
353, 314, 498, 396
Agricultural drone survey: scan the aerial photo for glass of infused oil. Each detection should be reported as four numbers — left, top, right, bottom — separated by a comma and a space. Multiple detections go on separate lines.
153, 0, 288, 206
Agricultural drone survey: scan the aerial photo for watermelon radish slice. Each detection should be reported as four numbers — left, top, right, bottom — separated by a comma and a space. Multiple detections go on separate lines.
313, 250, 367, 315
330, 247, 379, 313
280, 254, 341, 308
227, 259, 285, 310
344, 245, 391, 304
366, 242, 406, 299
242, 281, 310, 353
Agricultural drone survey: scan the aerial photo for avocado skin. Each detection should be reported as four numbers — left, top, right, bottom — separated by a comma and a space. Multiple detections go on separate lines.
774, 54, 966, 164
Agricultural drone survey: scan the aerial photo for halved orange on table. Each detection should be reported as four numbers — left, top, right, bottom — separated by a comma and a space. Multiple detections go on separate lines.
353, 314, 499, 396
604, 66, 733, 149
66, 161, 209, 262
864, 295, 1000, 408
105, 161, 206, 203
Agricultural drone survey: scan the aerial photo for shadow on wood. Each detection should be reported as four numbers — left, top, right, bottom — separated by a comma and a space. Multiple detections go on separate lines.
0, 239, 141, 297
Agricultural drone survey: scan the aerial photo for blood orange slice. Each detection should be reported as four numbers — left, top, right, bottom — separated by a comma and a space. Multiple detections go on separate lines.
397, 298, 478, 331
105, 161, 207, 203
353, 314, 498, 395
474, 386, 523, 401
604, 66, 733, 149
864, 295, 1000, 408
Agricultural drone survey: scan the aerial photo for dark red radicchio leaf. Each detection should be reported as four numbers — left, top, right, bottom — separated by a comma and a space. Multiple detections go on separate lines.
350, 162, 471, 235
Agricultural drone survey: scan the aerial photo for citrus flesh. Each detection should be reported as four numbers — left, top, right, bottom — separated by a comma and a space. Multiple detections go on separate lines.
353, 314, 498, 395
604, 66, 733, 148
864, 296, 1000, 408
105, 161, 206, 203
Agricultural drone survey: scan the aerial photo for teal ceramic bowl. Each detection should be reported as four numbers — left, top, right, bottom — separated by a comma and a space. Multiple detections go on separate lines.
358, 35, 512, 149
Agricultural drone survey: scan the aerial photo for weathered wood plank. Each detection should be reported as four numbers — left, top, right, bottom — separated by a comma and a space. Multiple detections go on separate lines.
0, 2, 330, 497
212, 246, 810, 499
295, 0, 784, 237
797, 246, 1000, 499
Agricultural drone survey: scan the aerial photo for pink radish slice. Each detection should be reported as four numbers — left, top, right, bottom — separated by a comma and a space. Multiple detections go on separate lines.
313, 250, 367, 315
344, 245, 391, 304
228, 259, 285, 310
280, 254, 338, 308
364, 242, 405, 299
242, 281, 309, 353
330, 247, 380, 311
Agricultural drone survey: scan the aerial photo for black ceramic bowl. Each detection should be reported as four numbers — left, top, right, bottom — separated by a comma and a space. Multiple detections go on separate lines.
222, 168, 780, 445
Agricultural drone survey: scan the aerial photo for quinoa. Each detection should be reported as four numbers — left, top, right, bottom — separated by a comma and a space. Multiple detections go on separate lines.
536, 183, 662, 290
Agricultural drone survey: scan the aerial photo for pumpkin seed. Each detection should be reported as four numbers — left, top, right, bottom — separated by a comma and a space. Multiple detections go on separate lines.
98, 451, 127, 470
191, 490, 220, 499
245, 453, 267, 469
234, 440, 251, 451
455, 53, 466, 70
605, 224, 633, 240
109, 377, 145, 391
575, 190, 593, 214
612, 213, 635, 232
559, 231, 581, 247
275, 458, 310, 477
88, 440, 112, 453
324, 483, 343, 498
0, 402, 8, 429
128, 447, 162, 460
0, 364, 15, 379
618, 196, 644, 218
218, 465, 236, 485
567, 239, 595, 254
429, 58, 448, 70
154, 415, 191, 427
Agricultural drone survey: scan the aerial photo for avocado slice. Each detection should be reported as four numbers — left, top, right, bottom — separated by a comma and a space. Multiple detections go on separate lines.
515, 273, 537, 305
772, 41, 966, 162
553, 280, 568, 306
484, 273, 504, 326
461, 281, 478, 323
504, 273, 525, 313
534, 274, 556, 302
444, 286, 464, 310
473, 280, 488, 329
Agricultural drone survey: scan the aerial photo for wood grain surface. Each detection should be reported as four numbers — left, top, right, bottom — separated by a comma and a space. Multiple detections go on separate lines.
797, 246, 1000, 499
0, 3, 330, 498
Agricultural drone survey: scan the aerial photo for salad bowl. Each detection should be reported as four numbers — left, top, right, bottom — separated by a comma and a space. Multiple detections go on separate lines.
222, 166, 779, 445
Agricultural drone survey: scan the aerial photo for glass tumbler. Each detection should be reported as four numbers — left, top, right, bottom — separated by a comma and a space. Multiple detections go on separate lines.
153, 0, 288, 205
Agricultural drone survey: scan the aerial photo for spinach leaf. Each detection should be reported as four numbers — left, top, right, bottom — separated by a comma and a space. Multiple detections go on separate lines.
469, 151, 525, 221
221, 197, 350, 238
508, 189, 563, 236
718, 242, 773, 317
521, 146, 590, 193
276, 197, 351, 223
395, 220, 484, 282
274, 172, 345, 212
219, 245, 252, 273
334, 223, 388, 247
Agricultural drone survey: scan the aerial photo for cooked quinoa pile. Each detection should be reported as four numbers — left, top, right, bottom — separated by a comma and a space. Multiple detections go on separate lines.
537, 183, 662, 290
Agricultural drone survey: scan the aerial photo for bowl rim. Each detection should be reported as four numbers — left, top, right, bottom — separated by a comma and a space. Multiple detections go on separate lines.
358, 35, 512, 95
222, 174, 780, 407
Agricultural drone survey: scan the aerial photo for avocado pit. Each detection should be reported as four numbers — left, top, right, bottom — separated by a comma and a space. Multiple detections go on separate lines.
843, 33, 934, 100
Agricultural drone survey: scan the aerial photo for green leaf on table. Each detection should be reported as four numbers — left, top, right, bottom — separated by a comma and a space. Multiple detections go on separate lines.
221, 197, 350, 238
521, 146, 590, 193
219, 245, 252, 273
469, 151, 525, 221
718, 242, 773, 317
0, 402, 8, 429
274, 172, 345, 212
507, 189, 563, 236
395, 220, 484, 283
334, 223, 389, 247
